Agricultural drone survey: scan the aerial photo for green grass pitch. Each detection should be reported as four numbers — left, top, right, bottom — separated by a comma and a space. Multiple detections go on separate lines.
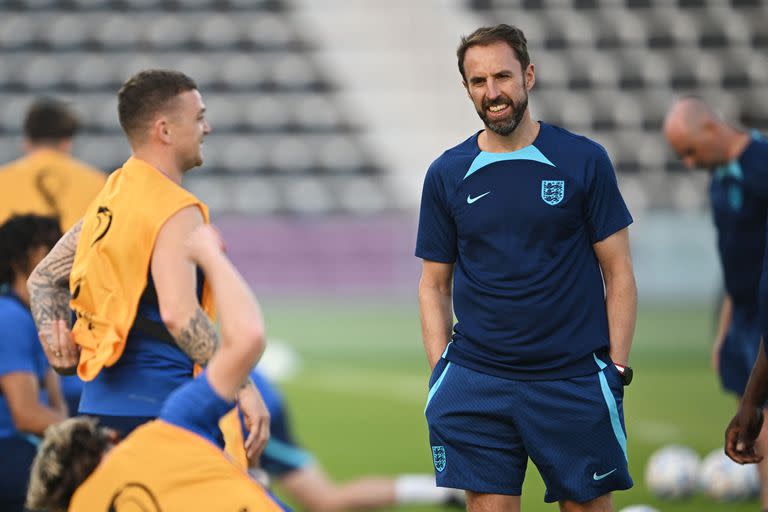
261, 298, 755, 511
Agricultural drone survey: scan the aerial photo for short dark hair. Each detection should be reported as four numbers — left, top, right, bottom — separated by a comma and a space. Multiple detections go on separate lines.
117, 69, 198, 141
457, 24, 530, 81
27, 418, 114, 512
0, 214, 61, 284
23, 98, 79, 142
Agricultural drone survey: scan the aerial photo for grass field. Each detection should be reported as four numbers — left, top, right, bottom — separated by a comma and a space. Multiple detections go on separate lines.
260, 298, 754, 511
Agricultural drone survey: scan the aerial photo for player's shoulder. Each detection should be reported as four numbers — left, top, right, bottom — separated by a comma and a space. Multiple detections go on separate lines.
0, 155, 28, 176
541, 123, 610, 161
427, 132, 482, 177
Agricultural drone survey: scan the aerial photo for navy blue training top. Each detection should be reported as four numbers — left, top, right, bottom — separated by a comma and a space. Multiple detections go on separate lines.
711, 132, 768, 311
78, 271, 203, 417
416, 123, 633, 379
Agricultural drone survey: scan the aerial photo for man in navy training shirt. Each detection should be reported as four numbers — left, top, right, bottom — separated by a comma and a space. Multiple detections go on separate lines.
416, 24, 637, 512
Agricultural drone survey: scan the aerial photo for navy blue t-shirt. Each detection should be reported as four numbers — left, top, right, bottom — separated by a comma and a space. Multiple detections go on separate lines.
416, 123, 633, 379
711, 132, 768, 311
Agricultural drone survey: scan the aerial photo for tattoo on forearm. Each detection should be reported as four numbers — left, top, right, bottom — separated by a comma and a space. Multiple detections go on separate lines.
173, 308, 220, 364
29, 220, 83, 333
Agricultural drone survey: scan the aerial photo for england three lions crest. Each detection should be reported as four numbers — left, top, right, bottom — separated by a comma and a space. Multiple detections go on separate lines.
541, 180, 565, 205
432, 446, 446, 472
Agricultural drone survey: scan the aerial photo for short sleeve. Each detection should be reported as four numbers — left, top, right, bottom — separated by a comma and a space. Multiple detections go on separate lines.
415, 160, 458, 263
160, 372, 234, 447
0, 310, 37, 378
739, 138, 768, 201
584, 148, 633, 243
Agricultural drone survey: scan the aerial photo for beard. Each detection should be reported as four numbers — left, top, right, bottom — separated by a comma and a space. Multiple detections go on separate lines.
477, 92, 528, 137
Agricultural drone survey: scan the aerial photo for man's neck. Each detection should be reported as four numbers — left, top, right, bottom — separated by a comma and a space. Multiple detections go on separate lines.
723, 126, 751, 163
477, 113, 540, 153
131, 149, 183, 185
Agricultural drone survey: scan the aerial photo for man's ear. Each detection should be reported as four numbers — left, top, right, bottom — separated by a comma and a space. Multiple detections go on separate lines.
154, 118, 172, 145
524, 63, 535, 91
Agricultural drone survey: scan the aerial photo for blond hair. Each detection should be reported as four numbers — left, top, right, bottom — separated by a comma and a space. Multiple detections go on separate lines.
26, 417, 111, 512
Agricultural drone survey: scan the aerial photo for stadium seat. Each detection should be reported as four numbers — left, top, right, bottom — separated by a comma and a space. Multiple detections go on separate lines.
336, 175, 388, 214
219, 54, 268, 89
267, 136, 316, 173
242, 15, 296, 48
272, 54, 320, 90
316, 135, 366, 173
293, 95, 342, 130
242, 95, 288, 130
282, 176, 334, 214
197, 15, 241, 49
144, 16, 192, 49
95, 16, 142, 49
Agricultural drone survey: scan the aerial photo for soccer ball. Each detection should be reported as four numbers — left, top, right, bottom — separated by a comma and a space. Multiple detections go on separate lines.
644, 445, 701, 499
618, 506, 660, 512
699, 449, 759, 501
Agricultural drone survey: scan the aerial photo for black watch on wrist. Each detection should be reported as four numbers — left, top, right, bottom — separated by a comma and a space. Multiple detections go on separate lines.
613, 363, 633, 386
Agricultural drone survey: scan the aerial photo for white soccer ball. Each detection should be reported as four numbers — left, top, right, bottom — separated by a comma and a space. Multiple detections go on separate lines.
644, 445, 701, 499
699, 448, 759, 501
618, 506, 660, 512
257, 339, 301, 382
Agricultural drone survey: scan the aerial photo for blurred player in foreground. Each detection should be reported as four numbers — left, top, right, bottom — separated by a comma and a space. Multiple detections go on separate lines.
249, 368, 464, 511
664, 97, 768, 504
416, 24, 636, 512
0, 98, 105, 231
26, 70, 268, 459
0, 215, 68, 512
26, 224, 285, 512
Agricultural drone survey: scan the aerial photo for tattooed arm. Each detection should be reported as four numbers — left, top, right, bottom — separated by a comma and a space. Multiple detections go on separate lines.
28, 220, 82, 331
152, 206, 219, 364
28, 220, 83, 373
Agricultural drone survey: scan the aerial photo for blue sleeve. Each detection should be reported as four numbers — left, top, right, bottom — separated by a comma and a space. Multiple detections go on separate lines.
584, 147, 633, 243
740, 138, 768, 201
0, 310, 37, 378
159, 372, 234, 447
415, 159, 458, 263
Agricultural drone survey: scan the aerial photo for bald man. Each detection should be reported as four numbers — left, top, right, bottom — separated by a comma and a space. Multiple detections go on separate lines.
664, 97, 768, 501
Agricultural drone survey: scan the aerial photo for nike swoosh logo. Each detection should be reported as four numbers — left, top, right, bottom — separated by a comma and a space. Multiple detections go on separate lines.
467, 191, 491, 204
593, 469, 617, 481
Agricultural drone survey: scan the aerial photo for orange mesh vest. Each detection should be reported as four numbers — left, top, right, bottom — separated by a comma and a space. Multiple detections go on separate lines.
69, 157, 215, 381
68, 420, 283, 511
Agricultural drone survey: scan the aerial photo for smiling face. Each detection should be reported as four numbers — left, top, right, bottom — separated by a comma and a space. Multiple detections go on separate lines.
165, 89, 211, 172
462, 41, 535, 137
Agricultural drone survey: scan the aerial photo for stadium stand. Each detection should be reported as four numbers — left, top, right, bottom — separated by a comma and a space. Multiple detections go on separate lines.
469, 0, 768, 210
0, 1, 387, 214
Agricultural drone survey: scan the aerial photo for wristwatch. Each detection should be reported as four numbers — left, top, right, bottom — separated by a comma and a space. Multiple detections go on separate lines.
613, 363, 633, 386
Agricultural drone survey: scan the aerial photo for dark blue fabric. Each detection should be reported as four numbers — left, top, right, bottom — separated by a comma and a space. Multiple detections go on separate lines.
0, 435, 37, 512
711, 134, 768, 307
59, 374, 82, 416
160, 371, 232, 448
90, 414, 156, 437
719, 306, 762, 396
425, 359, 632, 501
78, 271, 204, 417
416, 124, 632, 380
0, 293, 50, 437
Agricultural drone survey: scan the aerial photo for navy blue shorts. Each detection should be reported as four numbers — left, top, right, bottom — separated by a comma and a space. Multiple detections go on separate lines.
719, 307, 761, 397
424, 356, 633, 503
0, 435, 38, 512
